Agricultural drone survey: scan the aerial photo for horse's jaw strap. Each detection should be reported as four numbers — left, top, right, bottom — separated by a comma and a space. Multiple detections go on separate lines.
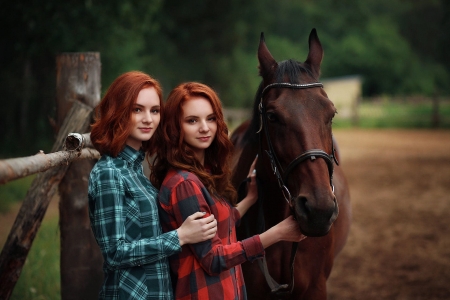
265, 150, 292, 205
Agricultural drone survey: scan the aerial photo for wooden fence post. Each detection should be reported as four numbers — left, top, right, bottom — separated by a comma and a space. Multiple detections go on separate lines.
55, 53, 103, 300
0, 101, 94, 299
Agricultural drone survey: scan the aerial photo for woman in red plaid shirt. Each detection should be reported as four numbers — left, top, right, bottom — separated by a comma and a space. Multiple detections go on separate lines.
151, 82, 306, 300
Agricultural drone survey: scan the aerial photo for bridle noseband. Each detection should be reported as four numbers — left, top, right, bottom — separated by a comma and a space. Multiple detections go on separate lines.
257, 81, 339, 205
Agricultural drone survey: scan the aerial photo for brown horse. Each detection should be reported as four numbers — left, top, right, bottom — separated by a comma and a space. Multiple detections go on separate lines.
231, 29, 351, 299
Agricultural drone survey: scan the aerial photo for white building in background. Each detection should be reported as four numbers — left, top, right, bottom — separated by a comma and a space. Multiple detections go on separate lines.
223, 74, 363, 131
322, 75, 362, 121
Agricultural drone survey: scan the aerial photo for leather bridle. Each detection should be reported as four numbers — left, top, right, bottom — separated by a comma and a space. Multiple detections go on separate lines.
258, 82, 339, 206
255, 81, 339, 298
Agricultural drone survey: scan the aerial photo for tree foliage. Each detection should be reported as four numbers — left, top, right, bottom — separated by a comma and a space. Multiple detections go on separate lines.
0, 0, 448, 156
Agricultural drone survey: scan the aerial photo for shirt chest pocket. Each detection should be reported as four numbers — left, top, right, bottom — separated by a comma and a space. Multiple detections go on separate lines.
125, 189, 156, 239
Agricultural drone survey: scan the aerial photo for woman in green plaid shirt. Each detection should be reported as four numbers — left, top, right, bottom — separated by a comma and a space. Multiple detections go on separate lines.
88, 71, 217, 300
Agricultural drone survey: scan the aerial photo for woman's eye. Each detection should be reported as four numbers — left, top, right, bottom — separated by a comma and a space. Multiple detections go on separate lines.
151, 109, 160, 114
208, 116, 217, 122
133, 107, 142, 113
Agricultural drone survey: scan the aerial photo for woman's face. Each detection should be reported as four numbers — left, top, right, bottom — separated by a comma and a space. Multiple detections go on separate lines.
126, 87, 161, 150
181, 97, 217, 162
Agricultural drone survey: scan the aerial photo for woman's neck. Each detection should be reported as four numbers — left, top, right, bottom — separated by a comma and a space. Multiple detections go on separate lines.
193, 150, 205, 166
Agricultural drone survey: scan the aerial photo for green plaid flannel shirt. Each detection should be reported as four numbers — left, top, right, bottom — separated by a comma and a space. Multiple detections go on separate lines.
88, 145, 180, 299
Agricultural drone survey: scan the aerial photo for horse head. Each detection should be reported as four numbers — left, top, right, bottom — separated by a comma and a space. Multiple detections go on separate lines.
255, 29, 339, 237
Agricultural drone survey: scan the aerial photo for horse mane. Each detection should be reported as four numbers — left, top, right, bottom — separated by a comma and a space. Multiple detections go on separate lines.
242, 59, 316, 144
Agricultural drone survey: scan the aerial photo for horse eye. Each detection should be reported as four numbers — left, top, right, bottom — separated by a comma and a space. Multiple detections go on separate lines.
266, 112, 278, 122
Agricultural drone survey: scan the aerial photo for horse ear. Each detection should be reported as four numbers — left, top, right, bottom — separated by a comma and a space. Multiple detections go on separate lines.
304, 28, 323, 79
258, 32, 277, 80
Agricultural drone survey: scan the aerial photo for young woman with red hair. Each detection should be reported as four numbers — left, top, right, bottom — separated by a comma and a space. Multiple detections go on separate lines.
88, 72, 217, 300
151, 82, 306, 300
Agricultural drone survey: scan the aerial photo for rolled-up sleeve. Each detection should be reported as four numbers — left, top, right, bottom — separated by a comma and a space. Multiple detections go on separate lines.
164, 179, 264, 276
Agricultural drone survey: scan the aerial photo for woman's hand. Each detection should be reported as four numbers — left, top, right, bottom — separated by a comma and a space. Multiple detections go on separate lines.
245, 155, 258, 206
177, 212, 217, 246
236, 155, 258, 217
274, 216, 307, 242
259, 215, 307, 249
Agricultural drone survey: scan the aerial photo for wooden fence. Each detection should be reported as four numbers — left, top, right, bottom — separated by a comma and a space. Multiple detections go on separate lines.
0, 53, 103, 300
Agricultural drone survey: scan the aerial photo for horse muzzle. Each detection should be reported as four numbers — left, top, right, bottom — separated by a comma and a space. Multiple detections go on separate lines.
292, 195, 339, 237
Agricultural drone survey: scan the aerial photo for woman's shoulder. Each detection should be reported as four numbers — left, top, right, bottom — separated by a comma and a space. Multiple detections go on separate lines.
90, 155, 127, 182
158, 168, 207, 206
162, 168, 203, 188
93, 155, 127, 171
88, 157, 124, 196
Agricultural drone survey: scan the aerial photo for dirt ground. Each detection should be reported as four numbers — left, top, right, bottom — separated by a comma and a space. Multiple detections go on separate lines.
1, 129, 450, 299
327, 129, 450, 300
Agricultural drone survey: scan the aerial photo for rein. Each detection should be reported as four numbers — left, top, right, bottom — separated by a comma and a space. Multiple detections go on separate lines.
255, 81, 338, 298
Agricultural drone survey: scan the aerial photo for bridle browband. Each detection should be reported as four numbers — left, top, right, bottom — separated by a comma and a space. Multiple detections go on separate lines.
257, 81, 338, 205
255, 81, 339, 298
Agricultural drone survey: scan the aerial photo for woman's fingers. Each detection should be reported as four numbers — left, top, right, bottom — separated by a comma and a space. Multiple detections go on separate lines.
203, 217, 217, 230
189, 211, 207, 220
205, 226, 217, 238
247, 155, 258, 177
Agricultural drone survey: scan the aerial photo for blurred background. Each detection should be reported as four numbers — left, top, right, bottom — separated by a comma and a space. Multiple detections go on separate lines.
1, 1, 450, 299
1, 0, 449, 157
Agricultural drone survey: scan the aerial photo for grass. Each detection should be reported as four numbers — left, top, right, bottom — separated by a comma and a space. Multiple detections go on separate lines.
0, 175, 60, 300
0, 175, 35, 213
10, 216, 61, 300
333, 99, 450, 129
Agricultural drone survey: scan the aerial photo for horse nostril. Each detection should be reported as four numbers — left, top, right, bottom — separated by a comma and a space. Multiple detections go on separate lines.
295, 196, 309, 214
300, 196, 309, 213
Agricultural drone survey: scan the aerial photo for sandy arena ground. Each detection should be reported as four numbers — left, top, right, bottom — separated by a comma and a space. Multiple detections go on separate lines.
327, 129, 450, 300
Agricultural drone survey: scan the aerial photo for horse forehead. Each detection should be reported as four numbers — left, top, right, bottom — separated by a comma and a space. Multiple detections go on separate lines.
268, 88, 330, 116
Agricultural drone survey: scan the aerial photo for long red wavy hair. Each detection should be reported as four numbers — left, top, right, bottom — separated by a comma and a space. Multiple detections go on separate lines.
150, 82, 237, 204
90, 71, 163, 157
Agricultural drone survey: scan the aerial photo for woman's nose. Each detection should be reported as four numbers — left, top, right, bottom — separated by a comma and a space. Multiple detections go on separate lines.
199, 120, 209, 132
143, 111, 152, 123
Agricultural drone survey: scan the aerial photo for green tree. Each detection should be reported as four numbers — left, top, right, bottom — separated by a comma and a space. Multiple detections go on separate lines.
1, 0, 449, 157
0, 0, 163, 156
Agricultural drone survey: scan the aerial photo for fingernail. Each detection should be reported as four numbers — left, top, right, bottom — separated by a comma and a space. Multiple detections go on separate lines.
201, 211, 206, 214
252, 169, 256, 174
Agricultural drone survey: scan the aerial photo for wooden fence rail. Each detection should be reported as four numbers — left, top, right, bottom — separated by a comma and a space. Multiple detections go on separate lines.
0, 146, 98, 186
0, 52, 103, 300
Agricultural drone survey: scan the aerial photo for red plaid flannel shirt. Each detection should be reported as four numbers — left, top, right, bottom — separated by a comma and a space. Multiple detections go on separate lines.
158, 168, 265, 300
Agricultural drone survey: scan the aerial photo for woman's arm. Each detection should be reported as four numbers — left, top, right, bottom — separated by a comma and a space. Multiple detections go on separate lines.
235, 156, 258, 217
258, 216, 307, 248
177, 212, 217, 246
89, 167, 181, 269
160, 178, 264, 276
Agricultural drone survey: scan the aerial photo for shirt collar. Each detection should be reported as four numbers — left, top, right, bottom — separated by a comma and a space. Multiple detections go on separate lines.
118, 145, 145, 167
